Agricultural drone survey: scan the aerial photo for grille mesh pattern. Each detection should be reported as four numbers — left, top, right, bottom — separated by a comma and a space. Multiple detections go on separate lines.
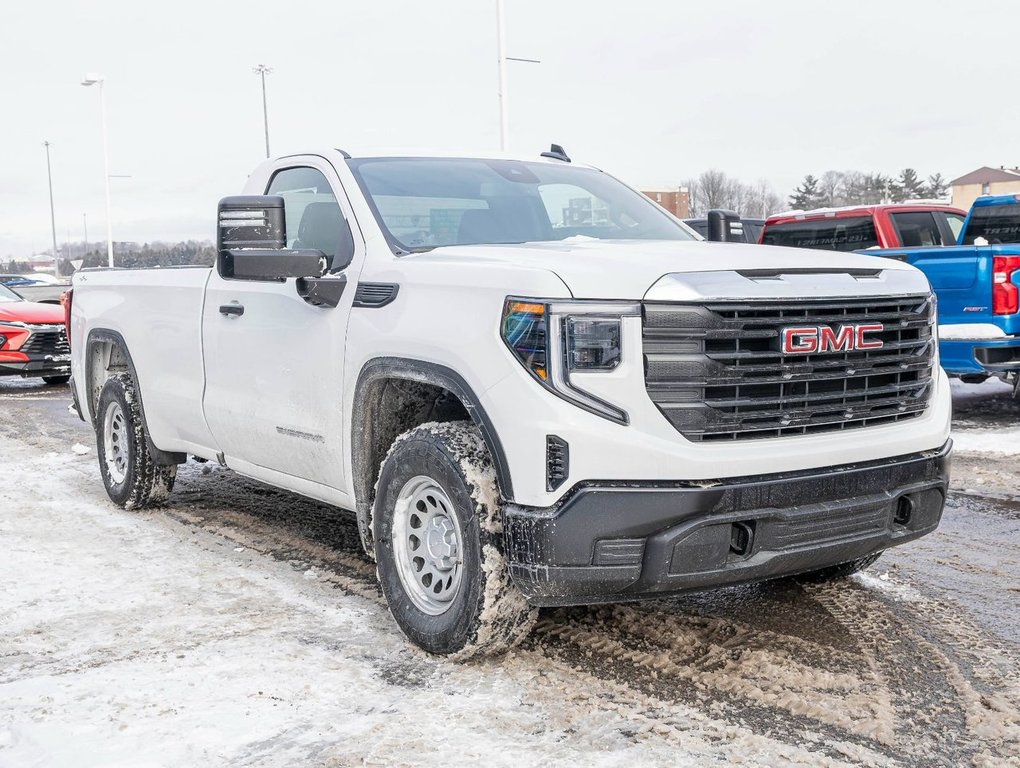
642, 295, 935, 441
20, 325, 70, 358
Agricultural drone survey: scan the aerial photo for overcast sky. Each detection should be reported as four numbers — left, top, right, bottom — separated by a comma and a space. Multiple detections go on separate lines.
2, 0, 1018, 259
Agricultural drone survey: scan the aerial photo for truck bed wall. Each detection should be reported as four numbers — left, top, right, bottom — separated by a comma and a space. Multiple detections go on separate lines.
71, 267, 217, 456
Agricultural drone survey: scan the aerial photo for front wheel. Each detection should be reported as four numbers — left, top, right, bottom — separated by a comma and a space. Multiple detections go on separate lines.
42, 375, 70, 385
373, 421, 536, 658
95, 373, 176, 509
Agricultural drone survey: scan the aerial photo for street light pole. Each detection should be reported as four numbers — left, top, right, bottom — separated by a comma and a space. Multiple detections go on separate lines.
496, 0, 509, 152
81, 73, 114, 268
43, 141, 59, 277
253, 64, 272, 158
494, 1, 539, 152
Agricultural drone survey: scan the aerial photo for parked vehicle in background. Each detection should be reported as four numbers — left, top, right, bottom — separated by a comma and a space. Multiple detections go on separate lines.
0, 274, 70, 304
69, 148, 951, 658
958, 194, 1020, 245
0, 282, 71, 384
762, 198, 1020, 389
760, 204, 965, 251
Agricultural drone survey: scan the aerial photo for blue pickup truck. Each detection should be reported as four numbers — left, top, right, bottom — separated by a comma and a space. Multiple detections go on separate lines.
866, 195, 1020, 387
760, 197, 1020, 389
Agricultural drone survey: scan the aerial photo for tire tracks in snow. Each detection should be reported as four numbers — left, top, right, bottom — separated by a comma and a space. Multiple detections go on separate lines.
163, 463, 1020, 767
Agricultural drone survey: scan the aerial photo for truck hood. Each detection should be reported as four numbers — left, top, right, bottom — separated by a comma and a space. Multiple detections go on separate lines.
0, 300, 64, 325
418, 239, 918, 299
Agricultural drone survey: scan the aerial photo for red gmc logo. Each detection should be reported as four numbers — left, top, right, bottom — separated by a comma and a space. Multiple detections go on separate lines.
780, 324, 885, 354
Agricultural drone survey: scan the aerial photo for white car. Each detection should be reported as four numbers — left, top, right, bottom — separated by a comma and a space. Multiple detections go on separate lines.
68, 148, 951, 657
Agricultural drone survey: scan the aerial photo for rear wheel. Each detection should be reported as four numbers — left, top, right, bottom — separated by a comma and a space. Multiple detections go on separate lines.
95, 373, 176, 509
373, 421, 536, 658
799, 552, 883, 582
42, 375, 70, 385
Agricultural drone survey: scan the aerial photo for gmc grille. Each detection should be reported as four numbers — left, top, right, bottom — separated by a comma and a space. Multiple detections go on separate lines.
642, 295, 935, 441
21, 325, 70, 358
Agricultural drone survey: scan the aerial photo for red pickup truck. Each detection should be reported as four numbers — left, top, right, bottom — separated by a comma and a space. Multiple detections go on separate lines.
760, 204, 966, 251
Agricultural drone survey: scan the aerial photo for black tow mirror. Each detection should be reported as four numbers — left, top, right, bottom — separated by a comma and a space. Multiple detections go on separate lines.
219, 248, 328, 281
217, 195, 326, 282
218, 195, 286, 250
706, 209, 744, 243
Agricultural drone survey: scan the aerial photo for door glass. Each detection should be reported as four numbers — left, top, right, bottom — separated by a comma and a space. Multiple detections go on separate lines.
942, 213, 965, 243
889, 211, 941, 246
267, 167, 346, 260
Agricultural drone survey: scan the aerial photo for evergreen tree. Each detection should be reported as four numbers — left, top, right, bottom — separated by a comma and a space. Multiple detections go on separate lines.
789, 175, 821, 210
892, 168, 926, 202
925, 173, 949, 200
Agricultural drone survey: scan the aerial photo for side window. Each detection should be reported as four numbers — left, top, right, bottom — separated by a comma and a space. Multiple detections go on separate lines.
266, 167, 348, 263
940, 212, 966, 244
889, 211, 941, 247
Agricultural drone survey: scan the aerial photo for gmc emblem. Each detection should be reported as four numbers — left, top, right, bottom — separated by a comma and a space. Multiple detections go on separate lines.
780, 324, 885, 354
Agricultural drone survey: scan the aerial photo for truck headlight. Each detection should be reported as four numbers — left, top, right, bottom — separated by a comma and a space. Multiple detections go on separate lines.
501, 298, 639, 424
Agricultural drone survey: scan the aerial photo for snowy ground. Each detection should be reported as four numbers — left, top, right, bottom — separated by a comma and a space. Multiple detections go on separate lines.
1, 378, 1019, 767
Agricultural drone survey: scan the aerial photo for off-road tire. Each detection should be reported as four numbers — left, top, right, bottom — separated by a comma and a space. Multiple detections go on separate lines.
42, 375, 71, 386
95, 372, 176, 509
373, 421, 537, 659
799, 552, 883, 582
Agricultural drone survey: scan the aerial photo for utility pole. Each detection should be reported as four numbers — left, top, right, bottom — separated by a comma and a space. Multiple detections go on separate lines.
83, 213, 88, 259
43, 141, 59, 277
253, 64, 272, 158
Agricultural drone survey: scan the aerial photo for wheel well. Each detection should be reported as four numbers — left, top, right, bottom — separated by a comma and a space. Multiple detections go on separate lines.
353, 376, 470, 530
85, 337, 132, 426
84, 331, 185, 466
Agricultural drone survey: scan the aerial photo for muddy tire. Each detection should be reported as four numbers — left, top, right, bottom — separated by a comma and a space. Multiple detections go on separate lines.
42, 375, 70, 386
799, 552, 883, 582
95, 372, 176, 509
373, 421, 537, 659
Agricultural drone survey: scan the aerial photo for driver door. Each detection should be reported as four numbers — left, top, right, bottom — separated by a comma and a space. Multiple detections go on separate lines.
202, 160, 359, 492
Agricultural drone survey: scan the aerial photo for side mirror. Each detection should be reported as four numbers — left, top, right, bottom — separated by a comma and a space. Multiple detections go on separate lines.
706, 209, 744, 243
218, 195, 286, 250
217, 195, 326, 282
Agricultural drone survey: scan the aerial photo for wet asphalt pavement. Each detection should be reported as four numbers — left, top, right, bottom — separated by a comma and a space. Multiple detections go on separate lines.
3, 376, 1019, 766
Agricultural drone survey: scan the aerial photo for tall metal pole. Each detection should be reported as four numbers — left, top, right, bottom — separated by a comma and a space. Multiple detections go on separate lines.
98, 82, 114, 268
496, 0, 509, 152
83, 213, 88, 259
253, 65, 272, 158
43, 141, 59, 276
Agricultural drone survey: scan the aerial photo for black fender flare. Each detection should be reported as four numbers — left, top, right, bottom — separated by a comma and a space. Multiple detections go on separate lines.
351, 357, 514, 553
84, 329, 186, 466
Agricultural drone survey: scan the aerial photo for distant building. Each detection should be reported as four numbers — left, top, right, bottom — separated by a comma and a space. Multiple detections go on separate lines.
642, 187, 690, 219
950, 167, 1020, 211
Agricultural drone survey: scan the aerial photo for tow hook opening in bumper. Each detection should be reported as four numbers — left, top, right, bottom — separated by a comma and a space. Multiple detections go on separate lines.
729, 521, 755, 558
894, 495, 915, 526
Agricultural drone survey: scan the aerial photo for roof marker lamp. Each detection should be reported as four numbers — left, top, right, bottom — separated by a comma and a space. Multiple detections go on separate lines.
501, 298, 639, 424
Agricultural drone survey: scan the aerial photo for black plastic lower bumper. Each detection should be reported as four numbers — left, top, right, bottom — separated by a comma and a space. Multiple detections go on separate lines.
0, 358, 70, 378
504, 441, 952, 606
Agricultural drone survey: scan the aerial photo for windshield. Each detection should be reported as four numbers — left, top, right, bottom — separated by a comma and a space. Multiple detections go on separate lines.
347, 157, 695, 252
761, 217, 880, 251
962, 204, 1020, 245
0, 283, 22, 302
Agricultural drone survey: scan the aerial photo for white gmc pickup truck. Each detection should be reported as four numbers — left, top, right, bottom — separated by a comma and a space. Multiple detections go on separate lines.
68, 147, 952, 658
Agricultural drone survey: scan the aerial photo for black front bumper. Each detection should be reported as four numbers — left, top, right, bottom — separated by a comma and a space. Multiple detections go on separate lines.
504, 441, 951, 606
0, 358, 71, 378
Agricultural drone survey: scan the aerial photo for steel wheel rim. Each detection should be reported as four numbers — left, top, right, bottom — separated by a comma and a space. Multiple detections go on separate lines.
391, 475, 464, 616
103, 401, 128, 485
